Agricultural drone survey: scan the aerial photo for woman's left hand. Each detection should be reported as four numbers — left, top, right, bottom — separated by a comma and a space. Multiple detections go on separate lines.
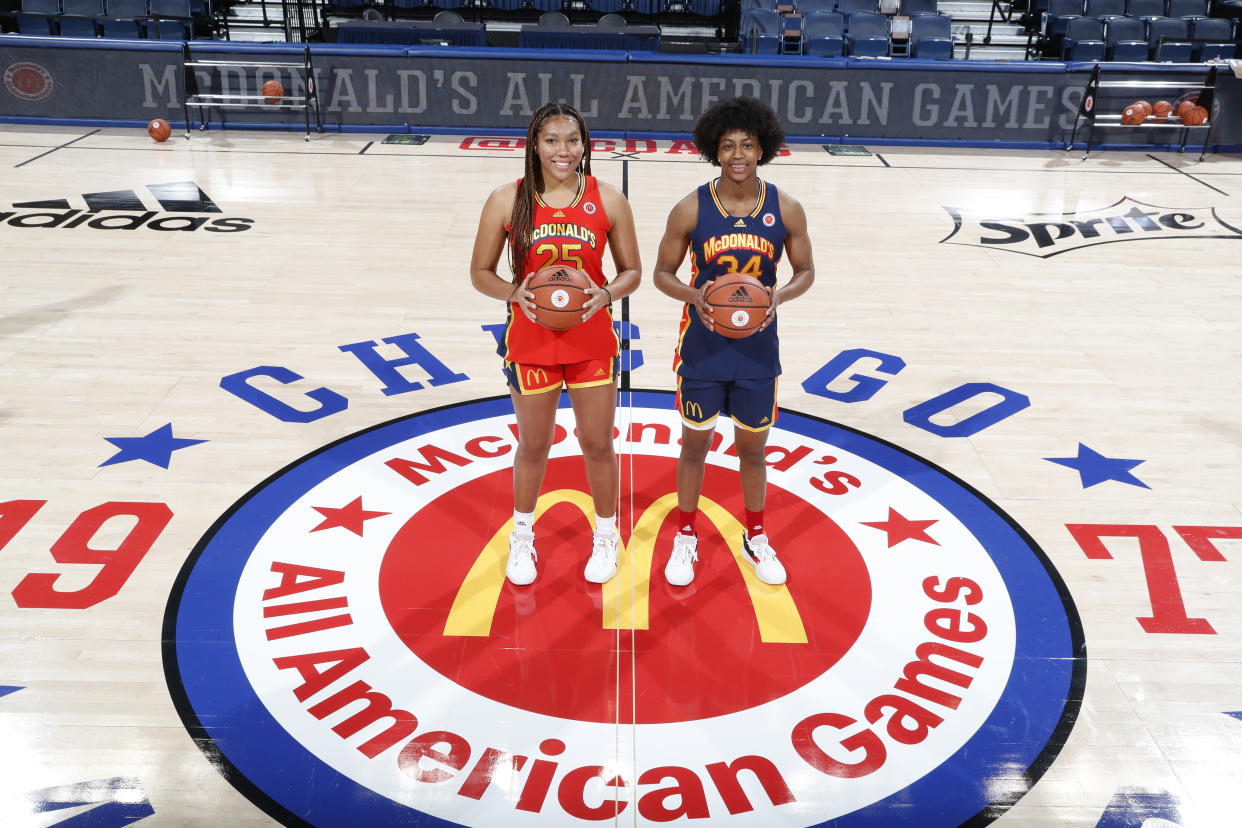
581, 284, 613, 323
757, 286, 781, 332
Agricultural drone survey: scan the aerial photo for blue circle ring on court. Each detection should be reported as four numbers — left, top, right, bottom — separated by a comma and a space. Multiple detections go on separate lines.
163, 389, 1085, 827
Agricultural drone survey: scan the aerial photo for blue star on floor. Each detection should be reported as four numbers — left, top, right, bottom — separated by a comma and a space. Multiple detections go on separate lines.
0, 685, 22, 700
1226, 711, 1242, 722
100, 423, 207, 468
1044, 443, 1150, 489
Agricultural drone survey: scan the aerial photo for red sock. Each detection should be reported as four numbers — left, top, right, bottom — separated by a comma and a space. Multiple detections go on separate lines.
678, 510, 697, 536
745, 509, 765, 537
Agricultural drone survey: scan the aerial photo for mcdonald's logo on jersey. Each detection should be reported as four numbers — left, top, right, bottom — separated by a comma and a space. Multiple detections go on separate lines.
525, 367, 549, 388
167, 392, 1083, 828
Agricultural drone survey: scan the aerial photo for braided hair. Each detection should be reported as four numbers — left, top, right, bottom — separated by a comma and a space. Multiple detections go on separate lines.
508, 103, 593, 281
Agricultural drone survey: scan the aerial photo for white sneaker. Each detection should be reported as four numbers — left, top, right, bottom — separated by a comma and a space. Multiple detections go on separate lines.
584, 530, 619, 584
742, 531, 786, 585
506, 531, 537, 585
664, 533, 699, 586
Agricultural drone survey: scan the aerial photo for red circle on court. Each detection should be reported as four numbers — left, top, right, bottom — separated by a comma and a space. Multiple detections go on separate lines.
378, 453, 871, 724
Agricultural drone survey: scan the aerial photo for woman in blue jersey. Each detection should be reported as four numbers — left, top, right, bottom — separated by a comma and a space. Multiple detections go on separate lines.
652, 97, 816, 587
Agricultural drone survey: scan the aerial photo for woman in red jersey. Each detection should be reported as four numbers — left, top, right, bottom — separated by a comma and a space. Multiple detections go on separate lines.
470, 103, 641, 587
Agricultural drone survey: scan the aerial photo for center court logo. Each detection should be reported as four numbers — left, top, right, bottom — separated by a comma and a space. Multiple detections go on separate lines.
164, 391, 1083, 827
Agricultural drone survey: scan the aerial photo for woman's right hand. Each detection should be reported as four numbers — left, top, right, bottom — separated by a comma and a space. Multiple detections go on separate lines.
692, 280, 715, 332
513, 273, 537, 322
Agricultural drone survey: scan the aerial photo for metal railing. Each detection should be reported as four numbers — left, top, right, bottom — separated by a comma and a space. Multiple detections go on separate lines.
983, 0, 1013, 44
281, 0, 322, 41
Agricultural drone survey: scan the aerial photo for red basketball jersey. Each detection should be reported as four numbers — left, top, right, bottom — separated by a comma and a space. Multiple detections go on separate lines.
500, 175, 618, 365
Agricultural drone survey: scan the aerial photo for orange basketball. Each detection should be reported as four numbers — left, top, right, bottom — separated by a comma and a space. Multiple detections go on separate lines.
1120, 104, 1146, 125
1151, 100, 1173, 121
262, 80, 285, 105
1134, 100, 1152, 117
703, 273, 771, 339
527, 265, 593, 330
147, 118, 171, 142
1181, 105, 1209, 126
1175, 99, 1195, 119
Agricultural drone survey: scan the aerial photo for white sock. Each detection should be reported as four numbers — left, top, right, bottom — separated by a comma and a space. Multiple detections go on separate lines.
595, 514, 616, 535
513, 510, 535, 534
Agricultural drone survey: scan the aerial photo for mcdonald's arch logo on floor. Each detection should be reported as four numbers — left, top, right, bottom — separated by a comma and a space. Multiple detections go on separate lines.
166, 390, 1084, 827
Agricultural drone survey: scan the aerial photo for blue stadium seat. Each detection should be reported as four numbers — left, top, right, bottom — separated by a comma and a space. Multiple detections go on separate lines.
1043, 0, 1082, 43
1105, 16, 1149, 58
1084, 0, 1124, 16
803, 9, 844, 55
1146, 15, 1192, 59
739, 0, 775, 10
1166, 0, 1207, 16
911, 11, 952, 56
740, 7, 781, 52
688, 0, 720, 13
1123, 0, 1163, 17
58, 0, 102, 35
836, 0, 877, 11
1061, 15, 1106, 58
900, 0, 938, 14
15, 0, 60, 34
149, 0, 189, 37
1190, 16, 1235, 58
100, 0, 147, 36
797, 0, 834, 11
845, 10, 889, 55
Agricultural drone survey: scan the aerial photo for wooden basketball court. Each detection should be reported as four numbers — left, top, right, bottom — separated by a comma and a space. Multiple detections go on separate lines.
2, 125, 1240, 827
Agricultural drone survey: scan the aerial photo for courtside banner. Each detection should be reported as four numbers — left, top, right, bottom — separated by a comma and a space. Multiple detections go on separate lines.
3, 37, 1238, 145
165, 390, 1084, 827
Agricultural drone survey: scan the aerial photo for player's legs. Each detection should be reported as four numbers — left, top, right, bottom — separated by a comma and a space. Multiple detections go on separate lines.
677, 425, 714, 512
675, 376, 725, 512
668, 377, 726, 585
510, 384, 562, 513
566, 379, 618, 518
566, 378, 620, 583
505, 373, 562, 586
729, 379, 785, 585
727, 377, 779, 512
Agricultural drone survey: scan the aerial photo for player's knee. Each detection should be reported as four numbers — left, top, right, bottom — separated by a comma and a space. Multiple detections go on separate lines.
516, 437, 553, 462
679, 432, 713, 463
577, 431, 614, 461
734, 440, 767, 467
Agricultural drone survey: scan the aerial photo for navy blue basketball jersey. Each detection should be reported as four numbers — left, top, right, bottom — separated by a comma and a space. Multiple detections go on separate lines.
674, 179, 785, 380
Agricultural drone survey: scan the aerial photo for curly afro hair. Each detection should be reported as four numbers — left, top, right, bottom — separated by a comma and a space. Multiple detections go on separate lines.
692, 96, 785, 167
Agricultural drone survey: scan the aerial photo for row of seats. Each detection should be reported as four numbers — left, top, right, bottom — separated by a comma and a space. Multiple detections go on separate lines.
331, 0, 720, 13
1036, 0, 1210, 16
804, 9, 950, 55
741, 7, 952, 56
1040, 0, 1213, 40
3, 0, 208, 37
1060, 14, 1236, 59
742, 0, 939, 14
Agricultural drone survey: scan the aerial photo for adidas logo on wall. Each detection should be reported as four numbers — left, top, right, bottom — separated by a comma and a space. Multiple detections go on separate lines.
0, 181, 253, 233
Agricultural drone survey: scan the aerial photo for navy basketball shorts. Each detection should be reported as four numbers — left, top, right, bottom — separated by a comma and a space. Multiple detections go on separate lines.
675, 376, 778, 432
